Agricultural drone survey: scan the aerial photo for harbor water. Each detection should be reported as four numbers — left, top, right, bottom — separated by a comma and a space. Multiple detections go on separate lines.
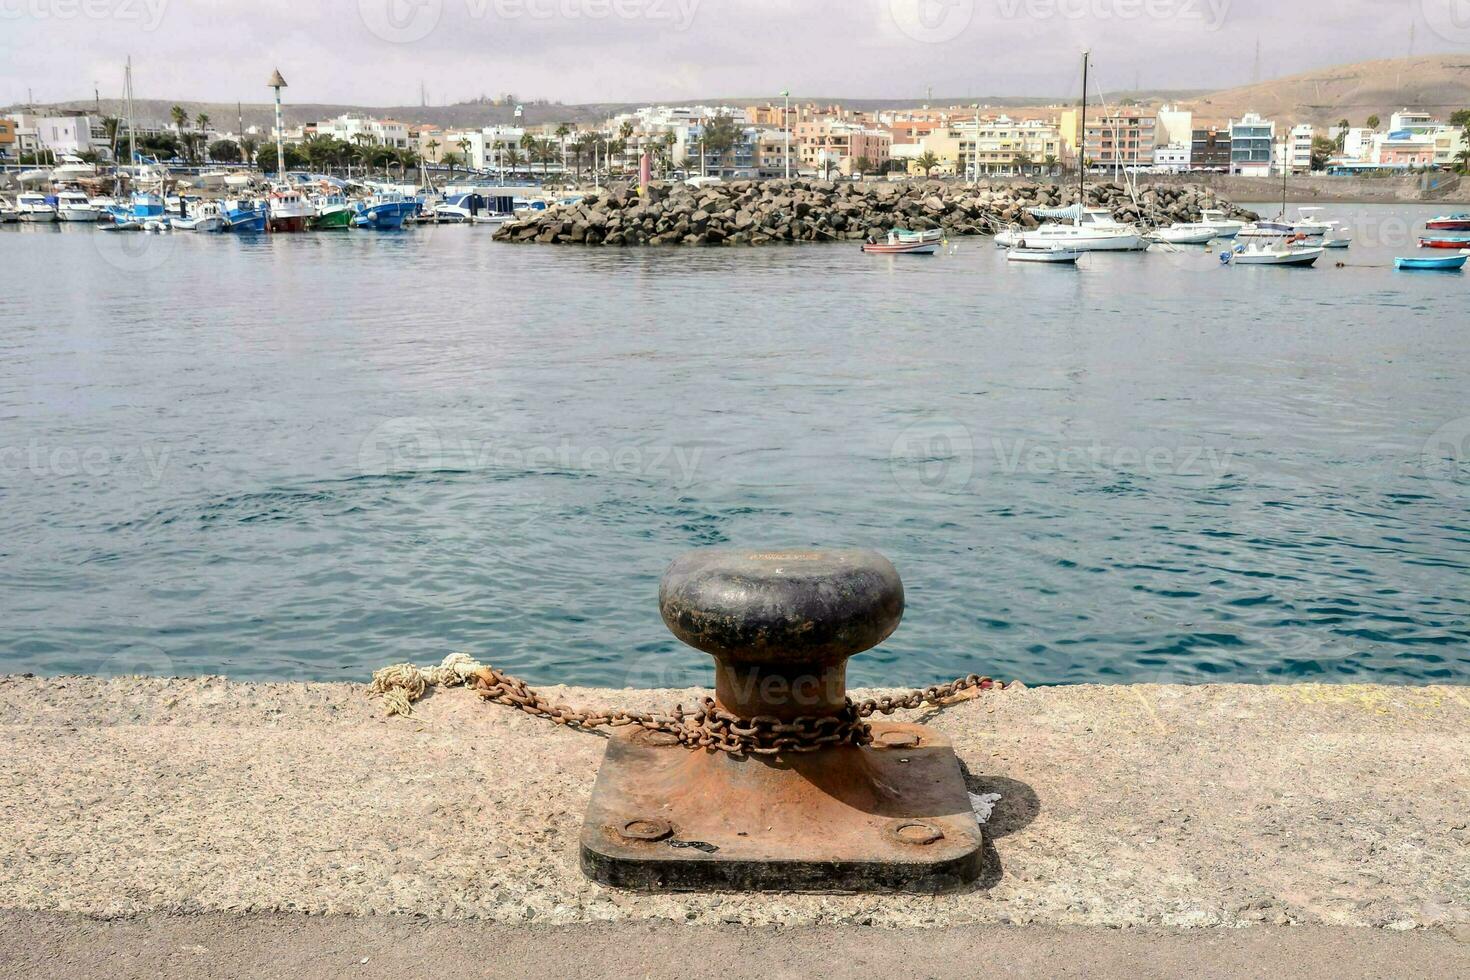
1, 202, 1467, 687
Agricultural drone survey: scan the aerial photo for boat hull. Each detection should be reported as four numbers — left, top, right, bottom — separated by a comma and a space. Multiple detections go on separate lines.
225, 211, 268, 233
57, 208, 98, 222
1396, 253, 1468, 270
1418, 236, 1470, 249
174, 215, 227, 233
18, 210, 58, 223
1008, 248, 1080, 263
1425, 218, 1470, 231
268, 215, 309, 233
996, 228, 1146, 251
862, 241, 938, 255
1230, 248, 1323, 267
352, 202, 418, 230
310, 208, 354, 230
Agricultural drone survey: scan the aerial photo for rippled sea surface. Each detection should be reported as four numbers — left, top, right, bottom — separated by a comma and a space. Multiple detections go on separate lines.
2, 202, 1467, 687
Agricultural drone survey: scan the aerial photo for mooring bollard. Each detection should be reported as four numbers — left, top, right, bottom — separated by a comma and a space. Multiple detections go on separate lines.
579, 548, 985, 892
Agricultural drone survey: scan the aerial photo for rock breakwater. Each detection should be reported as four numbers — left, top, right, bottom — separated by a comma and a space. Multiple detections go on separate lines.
493, 178, 1258, 247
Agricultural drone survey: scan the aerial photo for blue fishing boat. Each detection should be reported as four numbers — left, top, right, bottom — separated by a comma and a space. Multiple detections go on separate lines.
223, 199, 268, 233
1395, 251, 1468, 271
352, 191, 418, 230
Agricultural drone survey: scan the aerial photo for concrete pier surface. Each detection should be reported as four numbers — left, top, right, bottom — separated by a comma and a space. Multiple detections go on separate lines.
2, 675, 1468, 976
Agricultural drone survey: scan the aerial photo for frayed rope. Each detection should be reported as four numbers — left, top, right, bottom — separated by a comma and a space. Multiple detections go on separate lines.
368, 652, 487, 717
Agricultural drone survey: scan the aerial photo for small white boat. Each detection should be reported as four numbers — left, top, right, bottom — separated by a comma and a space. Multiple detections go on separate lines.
16, 192, 58, 222
1149, 224, 1218, 245
1223, 243, 1324, 267
1319, 221, 1352, 248
50, 155, 98, 183
1197, 209, 1243, 239
893, 227, 944, 244
0, 196, 19, 223
55, 189, 99, 222
995, 207, 1147, 251
1007, 244, 1081, 263
172, 201, 227, 232
862, 231, 940, 255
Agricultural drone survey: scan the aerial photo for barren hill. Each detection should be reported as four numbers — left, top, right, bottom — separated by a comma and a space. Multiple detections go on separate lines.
1178, 55, 1470, 128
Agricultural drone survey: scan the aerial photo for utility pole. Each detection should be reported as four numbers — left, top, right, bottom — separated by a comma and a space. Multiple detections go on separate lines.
781, 89, 790, 180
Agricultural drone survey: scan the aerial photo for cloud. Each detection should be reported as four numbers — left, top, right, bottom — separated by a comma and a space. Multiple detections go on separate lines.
0, 0, 1449, 107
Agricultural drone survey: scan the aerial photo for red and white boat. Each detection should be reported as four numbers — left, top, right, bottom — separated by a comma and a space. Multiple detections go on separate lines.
1418, 233, 1470, 249
268, 189, 313, 233
1425, 213, 1470, 231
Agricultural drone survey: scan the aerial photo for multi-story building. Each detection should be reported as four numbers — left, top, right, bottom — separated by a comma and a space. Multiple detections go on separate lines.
794, 119, 890, 176
0, 118, 17, 159
315, 113, 411, 149
687, 122, 758, 178
957, 116, 1065, 176
1229, 113, 1275, 176
1084, 112, 1156, 171
755, 129, 795, 178
1273, 123, 1313, 174
1375, 131, 1436, 168
1153, 143, 1191, 172
1155, 106, 1193, 149
1190, 126, 1231, 170
1433, 127, 1467, 169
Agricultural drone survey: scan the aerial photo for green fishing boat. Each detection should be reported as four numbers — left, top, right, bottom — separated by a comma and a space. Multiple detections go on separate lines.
310, 195, 354, 230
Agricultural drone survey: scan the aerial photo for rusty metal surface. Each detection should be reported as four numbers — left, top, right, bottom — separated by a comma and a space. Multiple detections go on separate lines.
580, 721, 985, 892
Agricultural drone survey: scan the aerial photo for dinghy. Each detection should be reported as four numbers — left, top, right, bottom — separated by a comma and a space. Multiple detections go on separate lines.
1222, 243, 1323, 267
1395, 251, 1468, 271
1007, 245, 1081, 263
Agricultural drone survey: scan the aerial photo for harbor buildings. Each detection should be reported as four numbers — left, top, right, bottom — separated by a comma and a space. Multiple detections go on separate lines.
1084, 112, 1157, 171
1229, 113, 1274, 176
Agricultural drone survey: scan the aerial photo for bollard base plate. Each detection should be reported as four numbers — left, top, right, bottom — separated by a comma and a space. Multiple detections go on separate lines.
579, 722, 985, 892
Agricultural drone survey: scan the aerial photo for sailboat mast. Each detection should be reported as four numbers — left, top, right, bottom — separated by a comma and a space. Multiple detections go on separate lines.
125, 56, 136, 171
1078, 50, 1089, 228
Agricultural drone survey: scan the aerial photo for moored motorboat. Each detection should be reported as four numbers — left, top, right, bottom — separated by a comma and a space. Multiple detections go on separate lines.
862, 237, 939, 255
16, 192, 58, 222
1007, 244, 1081, 263
268, 189, 313, 232
172, 201, 227, 232
892, 227, 943, 244
1395, 250, 1469, 271
310, 194, 354, 229
352, 191, 419, 230
1148, 224, 1218, 245
995, 206, 1147, 251
0, 196, 18, 222
55, 189, 98, 222
1425, 213, 1470, 231
224, 199, 268, 233
1418, 233, 1470, 249
1196, 208, 1244, 238
1222, 242, 1323, 267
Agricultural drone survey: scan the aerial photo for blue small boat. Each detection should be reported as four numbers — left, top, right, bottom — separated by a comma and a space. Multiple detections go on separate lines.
223, 199, 268, 233
352, 191, 419, 230
1395, 251, 1468, 271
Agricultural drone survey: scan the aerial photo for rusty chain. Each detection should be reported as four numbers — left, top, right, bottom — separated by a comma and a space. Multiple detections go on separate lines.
470, 666, 1006, 757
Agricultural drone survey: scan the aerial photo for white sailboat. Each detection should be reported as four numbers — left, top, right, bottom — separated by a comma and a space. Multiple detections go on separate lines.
995, 51, 1147, 253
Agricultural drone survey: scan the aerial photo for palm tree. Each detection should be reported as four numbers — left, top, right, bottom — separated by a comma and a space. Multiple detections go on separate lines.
196, 112, 210, 132
1043, 153, 1059, 175
555, 123, 571, 176
1011, 151, 1033, 176
1366, 115, 1380, 131
170, 104, 187, 131
853, 156, 873, 178
240, 136, 259, 170
441, 151, 463, 179
503, 146, 523, 177
101, 115, 121, 158
456, 137, 472, 173
425, 138, 440, 163
1336, 118, 1350, 151
915, 150, 940, 177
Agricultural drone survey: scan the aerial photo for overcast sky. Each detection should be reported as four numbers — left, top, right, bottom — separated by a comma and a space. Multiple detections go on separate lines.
0, 0, 1461, 108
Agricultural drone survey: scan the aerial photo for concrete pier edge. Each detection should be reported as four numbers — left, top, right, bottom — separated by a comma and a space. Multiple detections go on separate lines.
2, 674, 1467, 973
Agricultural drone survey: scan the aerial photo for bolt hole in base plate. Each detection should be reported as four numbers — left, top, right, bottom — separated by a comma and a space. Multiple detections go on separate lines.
580, 722, 984, 892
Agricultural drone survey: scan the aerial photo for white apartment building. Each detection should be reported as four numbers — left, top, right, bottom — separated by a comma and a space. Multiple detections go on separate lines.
315, 113, 411, 149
